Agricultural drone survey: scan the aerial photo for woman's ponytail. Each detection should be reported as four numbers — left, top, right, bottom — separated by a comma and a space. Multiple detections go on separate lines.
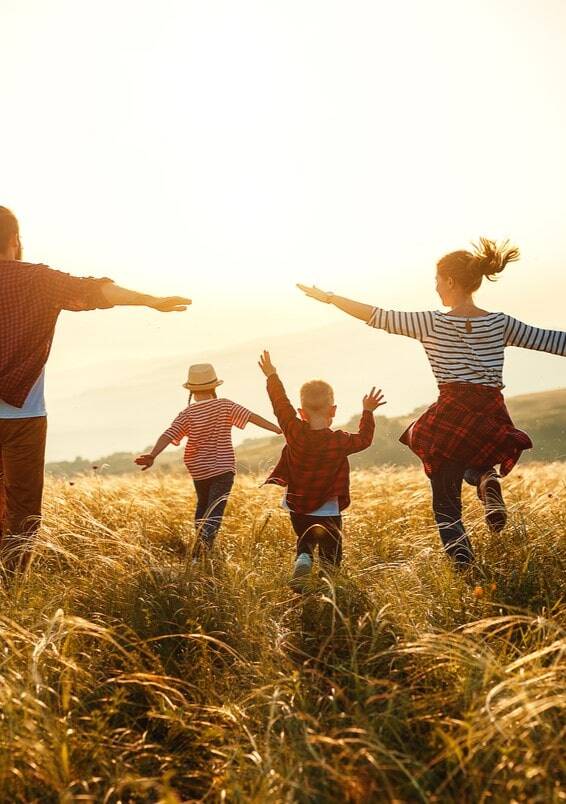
438, 237, 520, 293
472, 237, 520, 281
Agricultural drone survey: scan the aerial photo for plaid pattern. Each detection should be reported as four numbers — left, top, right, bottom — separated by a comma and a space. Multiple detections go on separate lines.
400, 382, 533, 477
264, 374, 375, 513
0, 261, 113, 407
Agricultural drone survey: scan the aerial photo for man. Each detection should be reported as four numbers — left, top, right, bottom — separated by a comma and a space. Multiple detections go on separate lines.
0, 206, 191, 572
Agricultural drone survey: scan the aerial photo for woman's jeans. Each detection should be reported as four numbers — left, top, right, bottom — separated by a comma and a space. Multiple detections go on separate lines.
192, 471, 235, 553
429, 462, 488, 567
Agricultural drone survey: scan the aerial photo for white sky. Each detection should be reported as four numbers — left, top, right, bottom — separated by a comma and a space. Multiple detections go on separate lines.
2, 0, 566, 413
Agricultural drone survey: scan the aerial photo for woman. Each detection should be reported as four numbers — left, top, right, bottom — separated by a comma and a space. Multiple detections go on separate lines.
298, 239, 566, 567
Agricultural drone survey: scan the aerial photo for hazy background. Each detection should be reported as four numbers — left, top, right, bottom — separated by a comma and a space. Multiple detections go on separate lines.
2, 0, 566, 460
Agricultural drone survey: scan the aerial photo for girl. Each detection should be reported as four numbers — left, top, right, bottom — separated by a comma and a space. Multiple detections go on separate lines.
298, 239, 566, 567
136, 363, 281, 556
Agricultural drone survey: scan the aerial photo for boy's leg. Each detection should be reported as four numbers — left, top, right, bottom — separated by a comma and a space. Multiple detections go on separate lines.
200, 472, 235, 550
430, 462, 474, 568
289, 513, 318, 559
317, 516, 343, 569
289, 513, 315, 590
0, 418, 47, 574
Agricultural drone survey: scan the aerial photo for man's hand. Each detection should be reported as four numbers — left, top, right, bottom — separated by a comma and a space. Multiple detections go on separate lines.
296, 284, 334, 303
363, 387, 387, 412
150, 296, 192, 312
135, 454, 155, 471
258, 350, 277, 377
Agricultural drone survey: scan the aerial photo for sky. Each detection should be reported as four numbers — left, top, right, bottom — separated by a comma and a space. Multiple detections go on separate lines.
2, 0, 566, 457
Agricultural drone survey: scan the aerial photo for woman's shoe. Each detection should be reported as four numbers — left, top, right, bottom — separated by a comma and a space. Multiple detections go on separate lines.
478, 471, 507, 532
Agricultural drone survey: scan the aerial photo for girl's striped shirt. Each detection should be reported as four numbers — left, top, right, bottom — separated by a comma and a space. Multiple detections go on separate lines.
163, 398, 251, 480
367, 308, 566, 388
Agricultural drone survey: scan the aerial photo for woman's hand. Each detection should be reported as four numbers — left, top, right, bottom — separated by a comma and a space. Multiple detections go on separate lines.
135, 454, 155, 471
258, 350, 277, 377
296, 284, 334, 303
362, 387, 387, 412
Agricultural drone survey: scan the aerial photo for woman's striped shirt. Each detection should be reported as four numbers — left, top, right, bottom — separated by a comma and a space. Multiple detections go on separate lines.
367, 308, 566, 388
163, 398, 251, 480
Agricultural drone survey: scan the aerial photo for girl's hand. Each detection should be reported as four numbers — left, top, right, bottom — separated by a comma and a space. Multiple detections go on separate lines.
363, 388, 387, 412
135, 453, 155, 471
258, 350, 277, 377
296, 284, 334, 303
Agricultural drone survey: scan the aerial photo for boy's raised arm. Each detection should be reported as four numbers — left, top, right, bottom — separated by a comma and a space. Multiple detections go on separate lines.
258, 350, 300, 435
341, 387, 386, 455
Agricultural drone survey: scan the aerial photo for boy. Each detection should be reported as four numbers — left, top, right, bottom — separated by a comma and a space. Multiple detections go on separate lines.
258, 350, 385, 590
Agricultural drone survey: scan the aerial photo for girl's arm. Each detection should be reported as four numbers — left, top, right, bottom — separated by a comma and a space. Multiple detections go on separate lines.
248, 412, 283, 435
135, 433, 174, 471
297, 284, 433, 340
504, 316, 566, 356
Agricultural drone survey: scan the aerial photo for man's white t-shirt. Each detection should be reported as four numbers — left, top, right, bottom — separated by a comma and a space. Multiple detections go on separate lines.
0, 369, 47, 419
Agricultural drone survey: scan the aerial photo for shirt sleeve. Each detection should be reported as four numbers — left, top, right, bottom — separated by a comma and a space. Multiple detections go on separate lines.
162, 411, 190, 445
366, 307, 434, 341
266, 374, 302, 437
35, 264, 114, 312
336, 410, 376, 455
504, 316, 566, 356
228, 401, 252, 429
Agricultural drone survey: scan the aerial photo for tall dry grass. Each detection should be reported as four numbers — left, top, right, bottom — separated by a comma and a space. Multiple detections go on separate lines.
0, 465, 564, 803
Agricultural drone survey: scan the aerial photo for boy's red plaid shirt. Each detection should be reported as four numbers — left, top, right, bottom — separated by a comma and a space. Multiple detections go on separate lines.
264, 374, 375, 513
0, 261, 113, 408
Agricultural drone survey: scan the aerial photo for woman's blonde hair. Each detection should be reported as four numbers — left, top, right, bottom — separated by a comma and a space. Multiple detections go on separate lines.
437, 238, 520, 293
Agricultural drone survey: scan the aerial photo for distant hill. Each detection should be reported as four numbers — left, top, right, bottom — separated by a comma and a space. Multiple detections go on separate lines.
46, 387, 566, 477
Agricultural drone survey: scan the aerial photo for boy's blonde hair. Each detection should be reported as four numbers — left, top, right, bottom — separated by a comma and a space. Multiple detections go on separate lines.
300, 380, 334, 413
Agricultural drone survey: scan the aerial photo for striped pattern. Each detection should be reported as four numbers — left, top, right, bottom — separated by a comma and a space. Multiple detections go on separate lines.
367, 308, 566, 387
163, 398, 251, 480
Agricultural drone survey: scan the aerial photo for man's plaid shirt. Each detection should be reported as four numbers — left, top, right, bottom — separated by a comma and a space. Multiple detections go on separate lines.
264, 373, 375, 513
0, 261, 113, 408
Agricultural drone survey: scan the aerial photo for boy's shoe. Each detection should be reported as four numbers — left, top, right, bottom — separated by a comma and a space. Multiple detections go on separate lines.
289, 553, 313, 593
478, 471, 507, 532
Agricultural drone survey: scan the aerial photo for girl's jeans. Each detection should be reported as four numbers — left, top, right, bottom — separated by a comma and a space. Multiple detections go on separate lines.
429, 462, 488, 567
192, 471, 235, 553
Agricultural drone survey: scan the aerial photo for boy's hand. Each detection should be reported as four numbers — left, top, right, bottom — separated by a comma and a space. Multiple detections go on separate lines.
296, 284, 334, 303
258, 350, 277, 377
363, 387, 386, 412
135, 454, 155, 471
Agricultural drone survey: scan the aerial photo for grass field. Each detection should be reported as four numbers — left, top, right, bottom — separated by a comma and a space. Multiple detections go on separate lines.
0, 465, 564, 803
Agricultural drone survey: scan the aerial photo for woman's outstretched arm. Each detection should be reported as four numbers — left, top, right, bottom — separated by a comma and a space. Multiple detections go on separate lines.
504, 316, 566, 356
296, 284, 373, 322
296, 284, 433, 340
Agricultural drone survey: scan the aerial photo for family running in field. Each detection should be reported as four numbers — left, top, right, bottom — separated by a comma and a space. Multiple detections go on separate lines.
1, 206, 565, 588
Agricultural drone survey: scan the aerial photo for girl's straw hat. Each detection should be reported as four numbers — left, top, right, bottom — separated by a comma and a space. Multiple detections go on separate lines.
182, 363, 224, 391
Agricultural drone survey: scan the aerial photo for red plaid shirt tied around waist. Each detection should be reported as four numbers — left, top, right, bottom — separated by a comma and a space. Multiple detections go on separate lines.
400, 382, 532, 477
264, 374, 375, 513
0, 261, 113, 407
